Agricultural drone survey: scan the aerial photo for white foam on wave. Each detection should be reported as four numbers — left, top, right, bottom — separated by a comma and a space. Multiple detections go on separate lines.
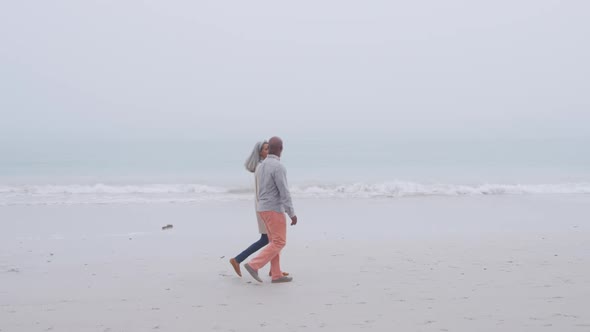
1, 181, 589, 206
0, 183, 228, 195
290, 181, 590, 198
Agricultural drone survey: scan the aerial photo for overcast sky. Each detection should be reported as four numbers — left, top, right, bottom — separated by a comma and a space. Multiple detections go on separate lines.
1, 0, 589, 143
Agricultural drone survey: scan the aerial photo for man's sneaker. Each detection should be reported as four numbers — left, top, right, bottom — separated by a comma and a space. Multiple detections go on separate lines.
244, 263, 262, 283
271, 276, 293, 283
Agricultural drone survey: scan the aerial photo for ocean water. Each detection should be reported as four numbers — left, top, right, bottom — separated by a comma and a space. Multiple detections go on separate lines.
1, 137, 589, 205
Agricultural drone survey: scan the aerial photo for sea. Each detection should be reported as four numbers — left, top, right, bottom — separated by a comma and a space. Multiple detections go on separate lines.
1, 136, 589, 206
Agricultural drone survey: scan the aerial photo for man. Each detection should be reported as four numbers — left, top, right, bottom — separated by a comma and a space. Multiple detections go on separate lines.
244, 136, 298, 283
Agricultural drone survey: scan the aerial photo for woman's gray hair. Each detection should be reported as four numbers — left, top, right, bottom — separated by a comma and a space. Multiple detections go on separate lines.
244, 140, 268, 173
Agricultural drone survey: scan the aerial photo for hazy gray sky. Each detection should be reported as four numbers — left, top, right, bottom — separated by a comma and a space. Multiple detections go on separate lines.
1, 0, 589, 142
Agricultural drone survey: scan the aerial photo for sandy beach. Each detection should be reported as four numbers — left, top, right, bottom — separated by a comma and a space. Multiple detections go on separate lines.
1, 195, 589, 331
3, 0, 590, 331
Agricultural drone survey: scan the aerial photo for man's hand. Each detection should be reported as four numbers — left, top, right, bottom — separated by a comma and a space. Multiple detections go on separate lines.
290, 215, 298, 226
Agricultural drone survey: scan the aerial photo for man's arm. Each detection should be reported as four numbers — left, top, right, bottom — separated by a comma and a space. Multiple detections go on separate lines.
274, 164, 296, 223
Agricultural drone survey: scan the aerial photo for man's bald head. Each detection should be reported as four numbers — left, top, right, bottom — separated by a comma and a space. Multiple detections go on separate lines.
268, 136, 283, 157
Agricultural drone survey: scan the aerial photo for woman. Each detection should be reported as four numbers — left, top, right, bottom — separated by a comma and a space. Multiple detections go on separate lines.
229, 140, 288, 277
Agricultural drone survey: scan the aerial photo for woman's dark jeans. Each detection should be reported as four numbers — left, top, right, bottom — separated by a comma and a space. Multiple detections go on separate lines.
235, 234, 269, 263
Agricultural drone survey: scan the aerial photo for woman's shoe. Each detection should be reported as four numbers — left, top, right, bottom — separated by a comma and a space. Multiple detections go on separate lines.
229, 258, 242, 277
269, 271, 289, 276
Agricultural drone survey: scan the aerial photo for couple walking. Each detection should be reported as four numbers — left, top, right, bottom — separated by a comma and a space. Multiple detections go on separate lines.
229, 136, 298, 283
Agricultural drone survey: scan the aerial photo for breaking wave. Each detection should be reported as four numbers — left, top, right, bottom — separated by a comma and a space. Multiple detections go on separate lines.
1, 181, 589, 206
